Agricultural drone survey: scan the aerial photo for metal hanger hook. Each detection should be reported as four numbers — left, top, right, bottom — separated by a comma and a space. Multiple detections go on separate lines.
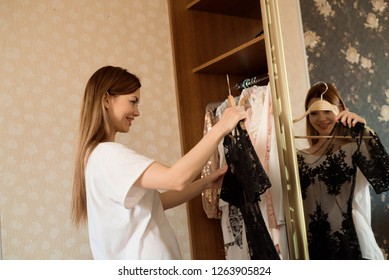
314, 81, 328, 100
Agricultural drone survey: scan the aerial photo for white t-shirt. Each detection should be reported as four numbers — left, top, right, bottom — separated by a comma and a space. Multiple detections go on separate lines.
85, 142, 182, 260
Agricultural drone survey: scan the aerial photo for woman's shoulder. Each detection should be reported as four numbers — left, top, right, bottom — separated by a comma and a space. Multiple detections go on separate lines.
95, 142, 127, 152
90, 142, 122, 158
90, 142, 135, 162
91, 142, 154, 166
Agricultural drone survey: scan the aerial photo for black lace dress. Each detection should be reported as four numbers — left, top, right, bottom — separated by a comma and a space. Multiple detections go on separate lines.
221, 124, 280, 260
297, 123, 389, 259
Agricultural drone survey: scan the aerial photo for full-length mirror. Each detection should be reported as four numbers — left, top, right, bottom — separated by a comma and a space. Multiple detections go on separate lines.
297, 0, 389, 259
277, 0, 389, 259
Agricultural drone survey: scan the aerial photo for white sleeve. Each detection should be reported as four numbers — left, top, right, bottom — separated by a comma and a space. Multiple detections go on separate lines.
352, 169, 384, 259
90, 143, 155, 208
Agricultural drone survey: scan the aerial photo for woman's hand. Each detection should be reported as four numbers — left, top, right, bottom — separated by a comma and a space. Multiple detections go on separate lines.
217, 106, 247, 135
159, 165, 228, 210
204, 165, 228, 190
336, 110, 366, 127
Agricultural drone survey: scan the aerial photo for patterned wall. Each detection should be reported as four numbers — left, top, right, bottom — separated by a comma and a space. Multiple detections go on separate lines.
0, 0, 190, 259
300, 0, 389, 259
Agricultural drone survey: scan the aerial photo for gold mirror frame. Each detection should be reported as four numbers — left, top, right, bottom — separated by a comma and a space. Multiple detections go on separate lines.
260, 0, 309, 260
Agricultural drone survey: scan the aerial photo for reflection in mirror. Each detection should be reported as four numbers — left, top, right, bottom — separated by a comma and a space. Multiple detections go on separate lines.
299, 1, 389, 259
294, 82, 389, 259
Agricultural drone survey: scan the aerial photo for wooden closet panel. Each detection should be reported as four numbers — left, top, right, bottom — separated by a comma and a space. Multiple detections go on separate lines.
169, 0, 229, 260
168, 0, 265, 259
187, 0, 261, 19
191, 12, 261, 65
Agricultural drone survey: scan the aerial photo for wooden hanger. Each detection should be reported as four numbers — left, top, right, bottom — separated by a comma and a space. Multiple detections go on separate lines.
294, 135, 372, 139
238, 92, 250, 107
293, 82, 339, 123
293, 100, 340, 123
226, 74, 236, 107
226, 74, 245, 130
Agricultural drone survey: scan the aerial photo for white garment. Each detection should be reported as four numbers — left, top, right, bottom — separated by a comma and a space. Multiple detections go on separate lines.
353, 169, 384, 260
85, 142, 182, 260
219, 199, 250, 260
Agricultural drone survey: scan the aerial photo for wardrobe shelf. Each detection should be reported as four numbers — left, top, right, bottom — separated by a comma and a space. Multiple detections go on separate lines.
192, 35, 267, 76
187, 0, 261, 19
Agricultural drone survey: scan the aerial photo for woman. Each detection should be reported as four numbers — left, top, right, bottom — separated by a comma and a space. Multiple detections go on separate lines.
72, 66, 246, 259
296, 82, 389, 259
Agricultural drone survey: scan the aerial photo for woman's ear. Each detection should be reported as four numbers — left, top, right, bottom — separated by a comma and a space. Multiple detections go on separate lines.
103, 92, 110, 109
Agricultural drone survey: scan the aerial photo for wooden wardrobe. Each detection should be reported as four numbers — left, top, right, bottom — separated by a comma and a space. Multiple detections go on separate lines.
168, 0, 271, 260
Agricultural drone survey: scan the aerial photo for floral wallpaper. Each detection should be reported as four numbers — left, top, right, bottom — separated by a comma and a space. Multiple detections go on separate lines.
300, 0, 389, 259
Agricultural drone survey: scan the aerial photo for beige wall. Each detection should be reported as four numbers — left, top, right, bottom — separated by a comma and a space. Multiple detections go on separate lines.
0, 0, 190, 259
278, 0, 310, 149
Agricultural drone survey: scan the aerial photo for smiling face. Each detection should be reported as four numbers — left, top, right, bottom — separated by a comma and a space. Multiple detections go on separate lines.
304, 82, 346, 145
104, 89, 140, 141
307, 97, 337, 136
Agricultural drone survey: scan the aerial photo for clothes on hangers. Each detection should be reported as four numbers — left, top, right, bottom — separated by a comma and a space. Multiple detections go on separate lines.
201, 97, 250, 260
238, 85, 288, 259
297, 123, 389, 259
201, 102, 223, 219
202, 84, 288, 259
215, 97, 251, 259
221, 124, 279, 259
221, 84, 286, 259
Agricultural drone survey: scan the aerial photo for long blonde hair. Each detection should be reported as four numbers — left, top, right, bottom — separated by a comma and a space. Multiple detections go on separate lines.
72, 66, 141, 227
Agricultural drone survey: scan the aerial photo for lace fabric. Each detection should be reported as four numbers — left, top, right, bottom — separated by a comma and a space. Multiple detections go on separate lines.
353, 125, 389, 194
221, 124, 279, 260
297, 122, 389, 259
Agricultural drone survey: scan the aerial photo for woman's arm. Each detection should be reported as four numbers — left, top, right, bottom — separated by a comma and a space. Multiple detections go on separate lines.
159, 166, 227, 210
135, 106, 246, 191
